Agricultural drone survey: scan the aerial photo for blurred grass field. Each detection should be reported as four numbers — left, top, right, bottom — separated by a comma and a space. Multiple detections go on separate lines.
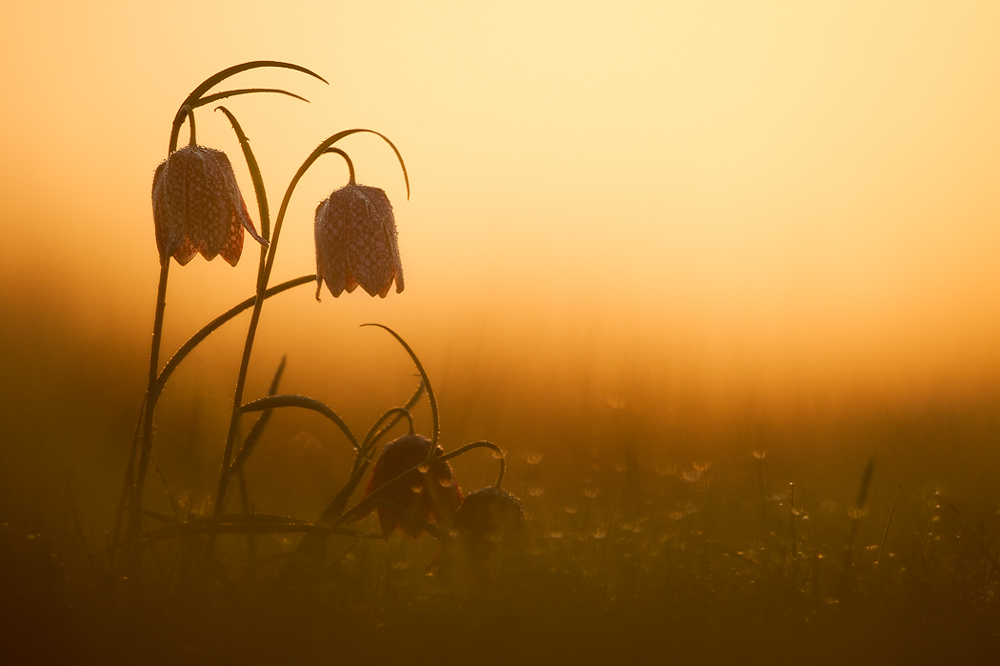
1, 284, 999, 665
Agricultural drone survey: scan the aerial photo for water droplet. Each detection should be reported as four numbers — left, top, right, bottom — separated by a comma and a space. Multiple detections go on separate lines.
438, 477, 454, 488
681, 469, 703, 483
692, 460, 712, 472
492, 449, 505, 459
547, 531, 564, 539
593, 528, 607, 539
606, 394, 627, 409
526, 453, 544, 465
565, 506, 577, 515
655, 462, 677, 477
752, 449, 767, 460
410, 484, 424, 494
529, 486, 545, 497
583, 487, 600, 499
417, 464, 430, 474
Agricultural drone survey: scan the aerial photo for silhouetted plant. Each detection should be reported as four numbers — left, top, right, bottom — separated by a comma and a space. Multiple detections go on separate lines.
118, 61, 521, 604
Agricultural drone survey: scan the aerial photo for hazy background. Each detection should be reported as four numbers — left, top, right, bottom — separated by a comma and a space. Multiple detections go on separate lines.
3, 1, 1000, 530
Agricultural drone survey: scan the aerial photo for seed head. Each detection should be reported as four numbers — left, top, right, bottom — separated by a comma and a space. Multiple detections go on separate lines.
356, 434, 462, 539
315, 183, 404, 298
152, 145, 266, 266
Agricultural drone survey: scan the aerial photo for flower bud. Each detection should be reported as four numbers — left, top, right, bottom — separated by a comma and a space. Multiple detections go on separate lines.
451, 486, 526, 569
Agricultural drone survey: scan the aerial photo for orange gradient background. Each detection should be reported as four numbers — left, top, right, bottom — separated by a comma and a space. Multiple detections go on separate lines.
3, 0, 1000, 425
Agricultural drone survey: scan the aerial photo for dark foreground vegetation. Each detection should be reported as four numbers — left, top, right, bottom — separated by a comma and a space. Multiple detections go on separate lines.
2, 294, 999, 665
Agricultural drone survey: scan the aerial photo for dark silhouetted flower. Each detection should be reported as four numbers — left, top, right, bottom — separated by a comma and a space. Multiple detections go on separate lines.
450, 486, 526, 571
355, 434, 462, 539
152, 145, 266, 266
315, 183, 403, 298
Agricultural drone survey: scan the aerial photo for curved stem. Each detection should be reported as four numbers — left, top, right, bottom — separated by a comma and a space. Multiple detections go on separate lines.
361, 324, 439, 453
156, 275, 315, 397
183, 106, 196, 147
212, 129, 407, 517
168, 61, 328, 154
126, 258, 170, 572
367, 382, 424, 454
361, 407, 414, 452
324, 147, 355, 185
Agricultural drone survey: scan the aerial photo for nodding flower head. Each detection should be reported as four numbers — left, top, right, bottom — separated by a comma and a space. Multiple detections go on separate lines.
152, 145, 266, 266
355, 434, 462, 539
315, 183, 403, 299
451, 486, 526, 570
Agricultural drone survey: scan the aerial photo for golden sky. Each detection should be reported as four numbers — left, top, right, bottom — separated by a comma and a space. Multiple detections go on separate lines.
3, 1, 1000, 411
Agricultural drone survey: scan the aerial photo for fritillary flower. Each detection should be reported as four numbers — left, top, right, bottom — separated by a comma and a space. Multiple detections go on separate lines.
451, 486, 526, 570
315, 183, 404, 298
152, 145, 266, 266
356, 434, 462, 539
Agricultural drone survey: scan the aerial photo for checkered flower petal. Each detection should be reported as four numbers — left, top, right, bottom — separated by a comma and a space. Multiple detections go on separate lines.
315, 183, 403, 299
151, 145, 265, 266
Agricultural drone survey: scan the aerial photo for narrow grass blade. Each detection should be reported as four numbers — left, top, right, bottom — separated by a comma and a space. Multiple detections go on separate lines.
168, 61, 328, 152
230, 356, 287, 475
155, 275, 314, 397
240, 394, 360, 452
216, 106, 271, 241
361, 324, 437, 450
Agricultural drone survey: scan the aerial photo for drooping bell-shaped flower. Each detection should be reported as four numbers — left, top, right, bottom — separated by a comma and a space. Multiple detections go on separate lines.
152, 145, 266, 266
355, 434, 462, 539
314, 183, 403, 298
450, 486, 526, 570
